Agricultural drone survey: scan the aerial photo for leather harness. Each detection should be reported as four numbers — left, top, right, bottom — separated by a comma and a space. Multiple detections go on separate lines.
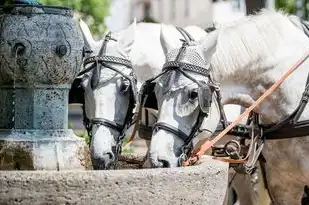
76, 32, 138, 167
139, 27, 228, 166
213, 20, 309, 141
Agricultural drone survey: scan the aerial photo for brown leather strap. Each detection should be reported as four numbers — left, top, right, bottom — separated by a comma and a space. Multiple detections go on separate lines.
183, 50, 309, 166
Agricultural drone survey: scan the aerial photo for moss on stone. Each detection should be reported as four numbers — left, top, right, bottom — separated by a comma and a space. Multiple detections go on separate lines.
0, 141, 34, 170
76, 144, 93, 170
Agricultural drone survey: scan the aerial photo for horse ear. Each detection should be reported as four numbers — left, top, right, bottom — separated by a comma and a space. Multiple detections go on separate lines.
79, 19, 96, 51
118, 18, 136, 55
160, 24, 181, 56
198, 30, 219, 62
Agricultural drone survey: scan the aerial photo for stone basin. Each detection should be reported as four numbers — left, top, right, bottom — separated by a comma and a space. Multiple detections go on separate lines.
0, 155, 229, 205
0, 5, 89, 170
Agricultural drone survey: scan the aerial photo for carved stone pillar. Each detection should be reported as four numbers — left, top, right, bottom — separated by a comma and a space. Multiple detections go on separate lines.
0, 5, 92, 170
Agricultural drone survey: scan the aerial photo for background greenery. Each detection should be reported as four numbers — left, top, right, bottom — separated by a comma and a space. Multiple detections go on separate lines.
275, 0, 309, 19
39, 0, 111, 35
276, 0, 297, 14
37, 0, 309, 37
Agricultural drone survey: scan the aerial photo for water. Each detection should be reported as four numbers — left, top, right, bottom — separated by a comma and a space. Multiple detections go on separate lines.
12, 47, 20, 127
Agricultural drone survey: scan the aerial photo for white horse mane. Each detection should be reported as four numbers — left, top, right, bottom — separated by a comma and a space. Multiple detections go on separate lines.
203, 10, 309, 204
211, 10, 305, 81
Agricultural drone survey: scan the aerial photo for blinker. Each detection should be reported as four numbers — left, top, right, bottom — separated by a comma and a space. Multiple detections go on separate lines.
198, 81, 214, 114
120, 79, 130, 94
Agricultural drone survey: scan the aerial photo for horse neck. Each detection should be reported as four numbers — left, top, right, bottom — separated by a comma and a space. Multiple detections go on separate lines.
129, 23, 165, 83
210, 17, 309, 124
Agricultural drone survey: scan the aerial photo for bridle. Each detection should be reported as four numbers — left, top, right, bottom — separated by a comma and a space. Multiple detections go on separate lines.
140, 27, 227, 166
184, 19, 309, 174
77, 32, 138, 164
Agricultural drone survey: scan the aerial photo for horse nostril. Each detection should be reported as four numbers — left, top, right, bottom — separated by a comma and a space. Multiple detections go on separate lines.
105, 151, 115, 161
158, 159, 171, 168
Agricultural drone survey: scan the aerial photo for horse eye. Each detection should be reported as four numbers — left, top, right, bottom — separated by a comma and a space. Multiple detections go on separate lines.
188, 89, 198, 101
120, 79, 130, 94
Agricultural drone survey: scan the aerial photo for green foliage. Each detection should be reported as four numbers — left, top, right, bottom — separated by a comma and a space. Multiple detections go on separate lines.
121, 135, 135, 154
139, 16, 158, 23
275, 0, 296, 14
68, 123, 73, 129
75, 130, 90, 146
39, 0, 111, 35
275, 0, 309, 19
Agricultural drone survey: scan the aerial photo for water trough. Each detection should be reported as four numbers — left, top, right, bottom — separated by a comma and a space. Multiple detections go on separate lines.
0, 155, 229, 205
0, 4, 230, 205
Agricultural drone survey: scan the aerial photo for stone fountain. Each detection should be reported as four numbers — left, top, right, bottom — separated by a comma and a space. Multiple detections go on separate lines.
0, 5, 91, 170
0, 4, 231, 205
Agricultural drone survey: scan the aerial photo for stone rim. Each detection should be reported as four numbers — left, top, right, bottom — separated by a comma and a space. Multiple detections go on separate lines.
0, 156, 229, 205
0, 5, 73, 17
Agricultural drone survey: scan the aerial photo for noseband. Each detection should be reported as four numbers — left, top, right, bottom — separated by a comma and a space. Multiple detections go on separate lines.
78, 32, 138, 161
140, 27, 227, 166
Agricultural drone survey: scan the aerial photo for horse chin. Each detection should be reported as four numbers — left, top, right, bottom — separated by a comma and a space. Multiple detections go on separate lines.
148, 152, 179, 168
90, 126, 118, 170
91, 154, 116, 170
149, 130, 183, 168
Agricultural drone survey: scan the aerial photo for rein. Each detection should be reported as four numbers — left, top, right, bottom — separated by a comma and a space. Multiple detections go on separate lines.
120, 22, 309, 172
183, 49, 309, 167
78, 32, 137, 167
182, 20, 309, 169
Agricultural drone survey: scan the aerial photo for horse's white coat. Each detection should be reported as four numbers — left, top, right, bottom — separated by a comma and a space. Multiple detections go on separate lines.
78, 19, 209, 168
79, 20, 137, 169
148, 25, 222, 167
201, 10, 309, 205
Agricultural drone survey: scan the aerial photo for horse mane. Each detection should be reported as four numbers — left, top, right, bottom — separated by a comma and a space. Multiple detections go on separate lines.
211, 9, 302, 80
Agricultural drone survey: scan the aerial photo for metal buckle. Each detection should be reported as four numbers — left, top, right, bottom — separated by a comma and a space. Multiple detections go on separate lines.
178, 153, 188, 167
224, 140, 242, 159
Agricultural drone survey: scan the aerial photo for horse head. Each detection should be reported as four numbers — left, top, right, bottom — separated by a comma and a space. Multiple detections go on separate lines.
147, 24, 222, 168
76, 19, 138, 170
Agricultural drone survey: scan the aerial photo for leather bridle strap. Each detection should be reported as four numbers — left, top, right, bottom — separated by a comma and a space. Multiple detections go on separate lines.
183, 49, 309, 166
153, 122, 191, 143
83, 59, 137, 135
122, 27, 218, 161
78, 32, 137, 161
91, 118, 123, 133
78, 55, 133, 77
145, 28, 218, 163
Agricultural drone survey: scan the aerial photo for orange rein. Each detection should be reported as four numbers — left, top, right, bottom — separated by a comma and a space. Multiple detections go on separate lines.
183, 50, 309, 166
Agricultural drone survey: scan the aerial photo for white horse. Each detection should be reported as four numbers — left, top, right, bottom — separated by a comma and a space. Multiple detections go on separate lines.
149, 10, 309, 205
76, 19, 207, 169
147, 24, 222, 168
75, 19, 261, 205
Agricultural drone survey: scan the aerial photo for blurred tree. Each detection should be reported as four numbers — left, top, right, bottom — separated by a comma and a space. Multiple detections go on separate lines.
276, 0, 309, 19
139, 1, 158, 23
276, 0, 296, 14
245, 0, 309, 20
39, 0, 111, 35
